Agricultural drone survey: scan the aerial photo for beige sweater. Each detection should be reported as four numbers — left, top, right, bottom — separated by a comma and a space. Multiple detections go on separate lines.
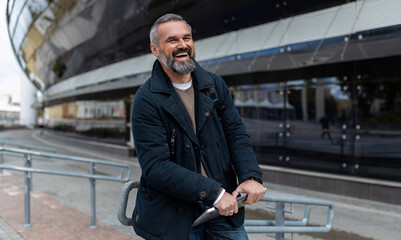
174, 84, 208, 177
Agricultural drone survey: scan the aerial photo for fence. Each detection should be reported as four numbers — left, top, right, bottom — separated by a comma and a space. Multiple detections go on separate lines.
118, 180, 334, 240
0, 145, 131, 228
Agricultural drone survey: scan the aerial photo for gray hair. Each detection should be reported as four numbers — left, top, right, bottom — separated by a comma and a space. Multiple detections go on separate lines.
149, 13, 192, 46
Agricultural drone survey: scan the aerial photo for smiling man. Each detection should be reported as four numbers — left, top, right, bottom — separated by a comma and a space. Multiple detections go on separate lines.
131, 13, 266, 240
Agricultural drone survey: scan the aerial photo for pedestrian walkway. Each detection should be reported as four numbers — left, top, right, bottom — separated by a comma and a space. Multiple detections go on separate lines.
0, 171, 135, 240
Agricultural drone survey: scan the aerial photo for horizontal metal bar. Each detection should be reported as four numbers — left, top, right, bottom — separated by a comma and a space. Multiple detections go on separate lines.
0, 139, 57, 152
0, 164, 128, 182
245, 219, 308, 226
0, 146, 128, 167
266, 201, 295, 213
263, 193, 334, 207
245, 226, 331, 233
0, 152, 55, 162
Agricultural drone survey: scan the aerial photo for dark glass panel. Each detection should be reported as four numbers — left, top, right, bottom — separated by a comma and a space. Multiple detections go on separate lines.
232, 83, 284, 165
353, 77, 401, 180
285, 78, 354, 174
231, 77, 365, 176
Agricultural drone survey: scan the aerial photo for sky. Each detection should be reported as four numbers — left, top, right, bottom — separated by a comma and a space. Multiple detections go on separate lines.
0, 2, 23, 101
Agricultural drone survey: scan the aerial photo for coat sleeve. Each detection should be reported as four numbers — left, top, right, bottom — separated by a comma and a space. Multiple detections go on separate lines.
211, 74, 263, 184
131, 86, 222, 206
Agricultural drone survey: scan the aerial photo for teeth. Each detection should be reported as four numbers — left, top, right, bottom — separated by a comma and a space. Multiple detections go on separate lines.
176, 53, 188, 57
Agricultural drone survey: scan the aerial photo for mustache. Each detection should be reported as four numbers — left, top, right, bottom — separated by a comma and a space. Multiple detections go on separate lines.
172, 47, 192, 57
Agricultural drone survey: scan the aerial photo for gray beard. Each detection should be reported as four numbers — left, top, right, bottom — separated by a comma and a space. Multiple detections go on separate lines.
159, 50, 196, 75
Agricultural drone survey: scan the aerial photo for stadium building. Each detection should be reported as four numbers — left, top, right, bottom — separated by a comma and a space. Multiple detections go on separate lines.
6, 0, 401, 182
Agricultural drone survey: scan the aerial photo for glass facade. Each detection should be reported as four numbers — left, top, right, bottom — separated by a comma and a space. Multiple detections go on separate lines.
6, 0, 349, 89
231, 74, 401, 181
6, 0, 401, 181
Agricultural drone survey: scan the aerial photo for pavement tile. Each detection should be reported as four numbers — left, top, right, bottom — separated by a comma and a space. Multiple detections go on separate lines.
0, 217, 24, 240
0, 171, 135, 240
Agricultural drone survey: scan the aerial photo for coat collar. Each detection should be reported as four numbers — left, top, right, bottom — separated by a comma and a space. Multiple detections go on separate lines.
149, 60, 216, 144
149, 60, 215, 93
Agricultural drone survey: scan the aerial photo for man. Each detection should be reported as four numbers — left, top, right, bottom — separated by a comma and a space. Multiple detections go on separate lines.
320, 114, 333, 142
131, 13, 266, 240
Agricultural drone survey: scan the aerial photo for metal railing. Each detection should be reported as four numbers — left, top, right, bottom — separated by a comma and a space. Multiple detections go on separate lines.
244, 193, 334, 239
0, 138, 58, 154
117, 180, 334, 240
0, 138, 58, 172
118, 180, 140, 226
0, 139, 58, 186
0, 146, 131, 228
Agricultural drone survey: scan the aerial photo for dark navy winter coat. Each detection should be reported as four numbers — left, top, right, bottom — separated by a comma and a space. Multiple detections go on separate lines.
131, 60, 262, 240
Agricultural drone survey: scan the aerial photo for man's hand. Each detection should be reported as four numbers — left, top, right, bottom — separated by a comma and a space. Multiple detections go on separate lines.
232, 179, 266, 205
214, 192, 238, 216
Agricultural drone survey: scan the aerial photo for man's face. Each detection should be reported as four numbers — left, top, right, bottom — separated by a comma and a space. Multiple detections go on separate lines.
151, 21, 195, 75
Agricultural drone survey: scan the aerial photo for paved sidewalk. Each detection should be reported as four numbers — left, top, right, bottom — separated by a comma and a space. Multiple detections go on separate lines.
0, 171, 135, 240
0, 217, 24, 240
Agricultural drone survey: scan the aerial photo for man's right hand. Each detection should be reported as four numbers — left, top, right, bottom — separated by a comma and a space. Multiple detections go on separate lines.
214, 192, 238, 216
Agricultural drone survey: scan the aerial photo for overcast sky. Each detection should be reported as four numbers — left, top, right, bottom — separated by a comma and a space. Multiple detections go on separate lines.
0, 2, 23, 96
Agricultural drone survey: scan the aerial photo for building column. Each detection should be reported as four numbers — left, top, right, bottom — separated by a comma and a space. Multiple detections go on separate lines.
315, 78, 325, 121
301, 80, 308, 121
19, 76, 37, 128
125, 95, 135, 157
253, 85, 260, 119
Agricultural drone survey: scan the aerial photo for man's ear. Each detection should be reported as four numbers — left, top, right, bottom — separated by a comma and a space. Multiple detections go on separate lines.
150, 43, 159, 57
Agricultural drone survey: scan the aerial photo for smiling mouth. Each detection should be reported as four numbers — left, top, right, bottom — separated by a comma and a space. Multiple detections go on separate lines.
173, 48, 191, 59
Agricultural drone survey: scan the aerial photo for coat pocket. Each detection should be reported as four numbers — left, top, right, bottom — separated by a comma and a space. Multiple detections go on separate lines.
133, 186, 163, 238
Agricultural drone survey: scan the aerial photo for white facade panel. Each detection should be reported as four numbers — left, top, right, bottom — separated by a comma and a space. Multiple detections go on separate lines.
236, 22, 278, 54
325, 4, 356, 38
195, 32, 237, 61
50, 27, 74, 51
356, 0, 401, 32
284, 8, 336, 45
261, 19, 291, 49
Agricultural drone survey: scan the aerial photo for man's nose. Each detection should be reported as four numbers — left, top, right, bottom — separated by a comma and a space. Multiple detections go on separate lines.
177, 38, 187, 47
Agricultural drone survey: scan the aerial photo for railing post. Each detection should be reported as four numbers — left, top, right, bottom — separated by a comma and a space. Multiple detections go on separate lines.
89, 162, 96, 228
0, 144, 3, 174
23, 169, 32, 227
24, 154, 33, 191
275, 202, 285, 240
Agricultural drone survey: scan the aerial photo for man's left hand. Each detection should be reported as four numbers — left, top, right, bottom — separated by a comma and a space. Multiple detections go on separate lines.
232, 179, 266, 205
